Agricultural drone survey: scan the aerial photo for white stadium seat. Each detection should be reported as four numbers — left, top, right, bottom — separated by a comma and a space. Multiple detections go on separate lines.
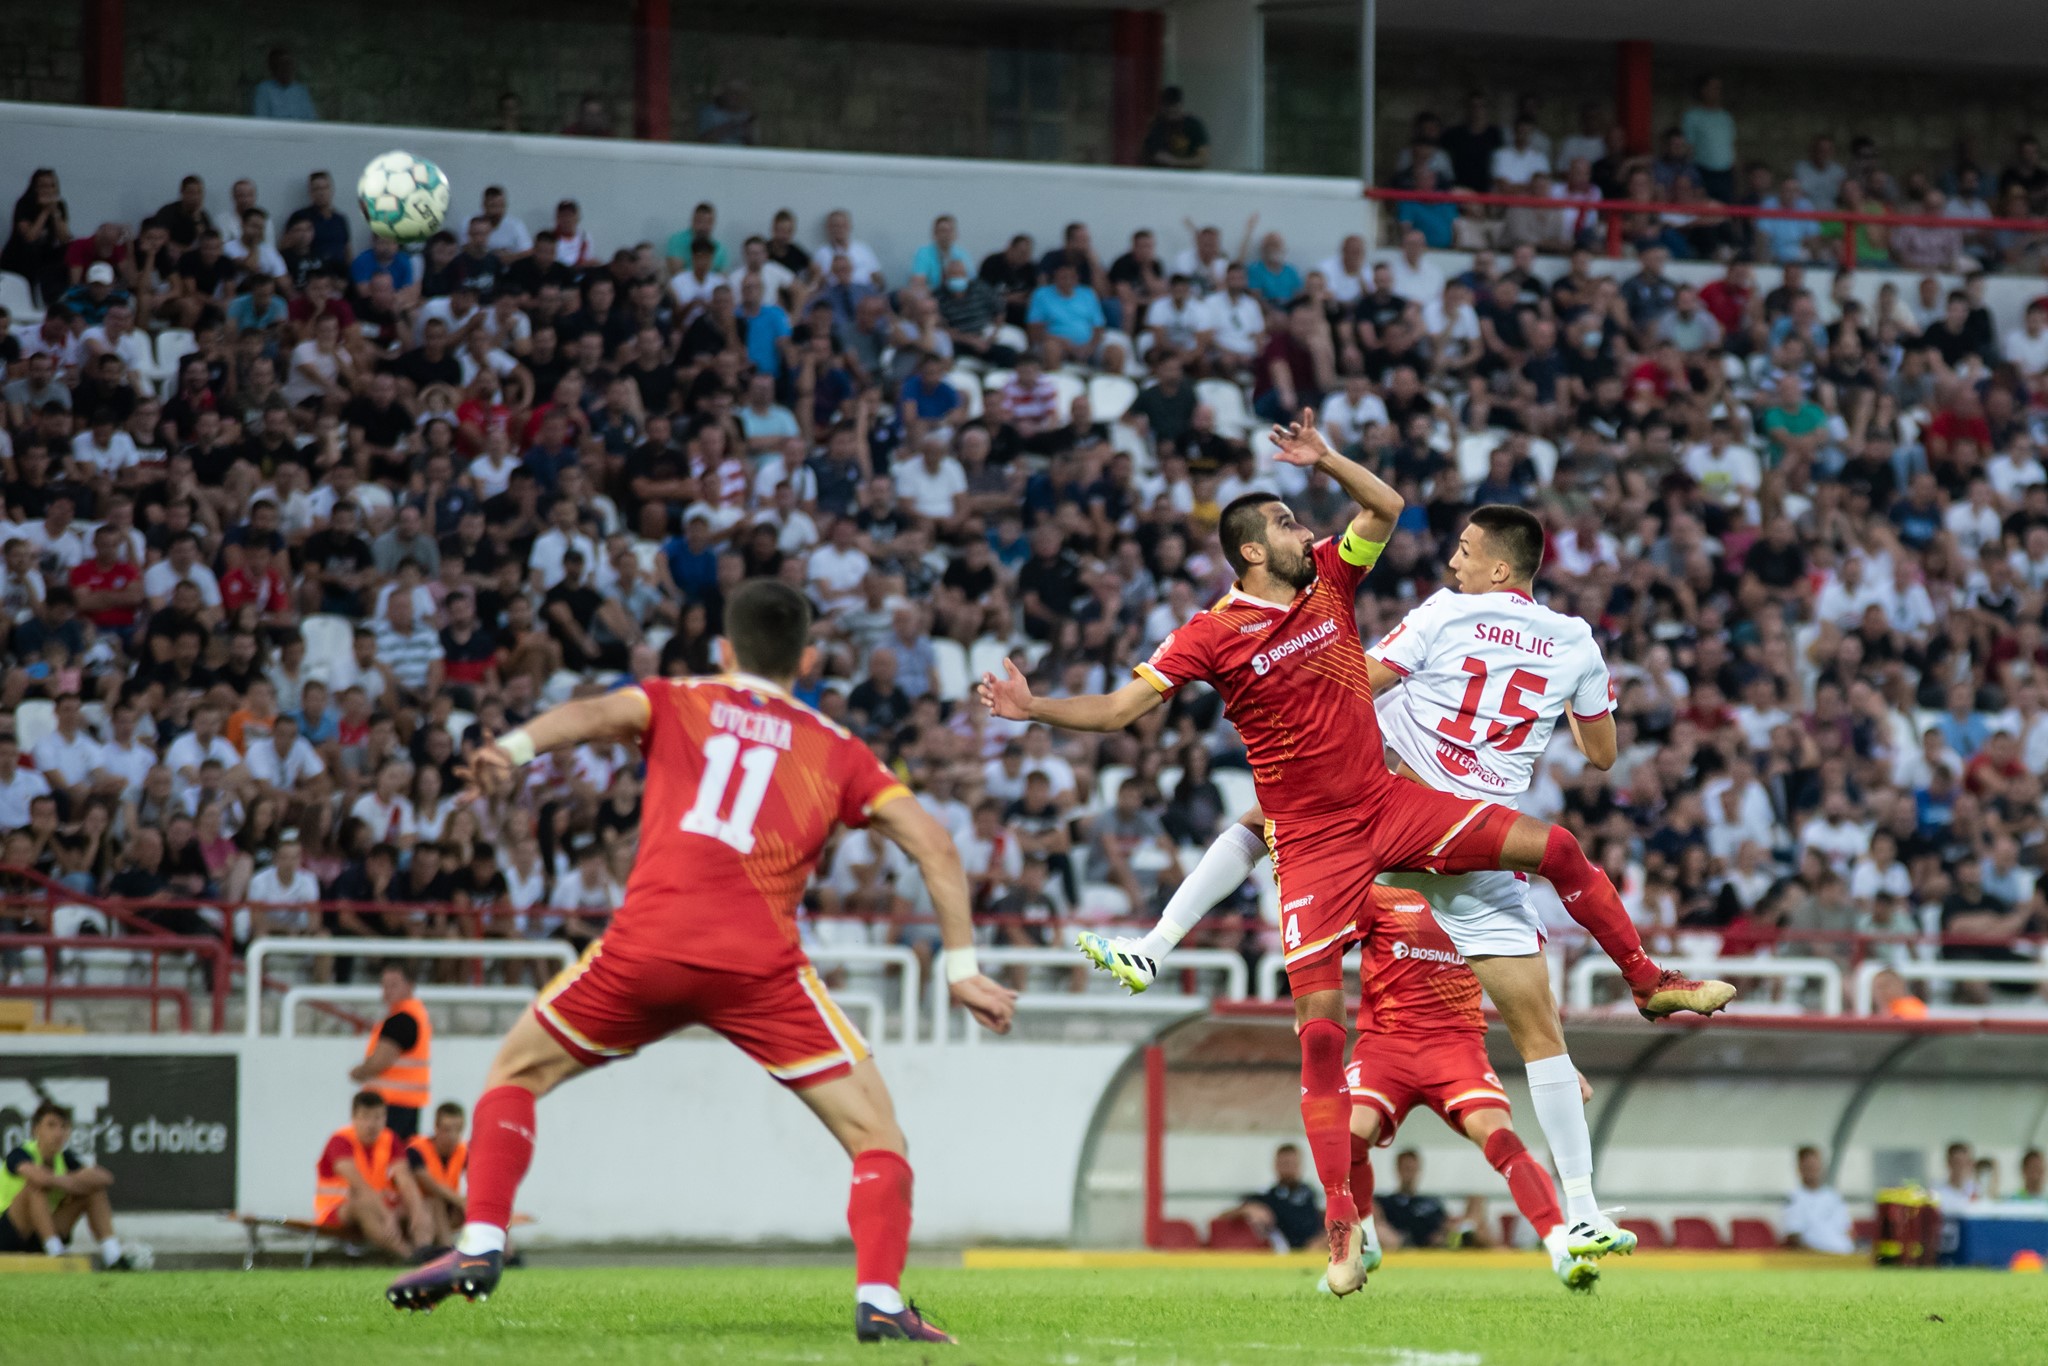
931, 638, 971, 703
0, 271, 43, 324
945, 369, 985, 419
151, 328, 198, 400
298, 614, 356, 681
1196, 379, 1251, 438
1088, 373, 1139, 422
14, 699, 56, 754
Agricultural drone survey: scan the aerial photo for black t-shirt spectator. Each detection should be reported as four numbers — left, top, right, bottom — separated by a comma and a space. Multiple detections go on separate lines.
941, 557, 997, 603
765, 239, 812, 277
1018, 550, 1082, 633
1441, 123, 1503, 191
1745, 539, 1806, 590
846, 677, 911, 737
503, 255, 578, 299
1245, 1179, 1321, 1250
1380, 1189, 1448, 1247
448, 250, 502, 298
175, 251, 238, 300
343, 396, 412, 449
1109, 252, 1164, 298
979, 251, 1040, 298
154, 199, 214, 250
393, 346, 463, 393
1129, 382, 1197, 448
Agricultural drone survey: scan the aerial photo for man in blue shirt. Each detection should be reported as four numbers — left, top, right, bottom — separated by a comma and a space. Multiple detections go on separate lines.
1757, 177, 1821, 264
737, 274, 791, 382
351, 236, 415, 292
1025, 262, 1105, 368
251, 48, 317, 121
662, 514, 720, 605
1396, 164, 1460, 248
227, 274, 289, 335
1244, 233, 1302, 305
909, 215, 972, 288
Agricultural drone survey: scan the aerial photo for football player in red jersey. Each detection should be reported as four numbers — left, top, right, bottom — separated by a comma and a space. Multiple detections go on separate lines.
1341, 884, 1597, 1291
980, 412, 1725, 1293
389, 580, 1017, 1344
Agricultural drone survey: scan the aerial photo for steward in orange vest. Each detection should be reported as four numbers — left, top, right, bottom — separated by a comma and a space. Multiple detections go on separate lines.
406, 1101, 469, 1246
314, 1090, 424, 1259
349, 961, 433, 1139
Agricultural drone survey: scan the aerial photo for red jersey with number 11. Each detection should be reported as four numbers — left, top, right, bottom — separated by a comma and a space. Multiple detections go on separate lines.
1134, 537, 1394, 820
608, 674, 909, 976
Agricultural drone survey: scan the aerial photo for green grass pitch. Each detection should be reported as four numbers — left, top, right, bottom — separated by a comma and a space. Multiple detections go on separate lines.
13, 1263, 2048, 1365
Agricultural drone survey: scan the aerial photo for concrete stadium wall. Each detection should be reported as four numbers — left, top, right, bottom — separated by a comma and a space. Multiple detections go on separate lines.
0, 1033, 1128, 1247
0, 102, 1367, 288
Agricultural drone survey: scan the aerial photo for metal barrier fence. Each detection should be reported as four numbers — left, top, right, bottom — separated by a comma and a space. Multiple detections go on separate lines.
242, 938, 578, 1038
1569, 954, 1846, 1017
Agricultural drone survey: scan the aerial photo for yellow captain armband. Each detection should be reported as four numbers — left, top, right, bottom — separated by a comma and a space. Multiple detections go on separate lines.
1338, 528, 1388, 569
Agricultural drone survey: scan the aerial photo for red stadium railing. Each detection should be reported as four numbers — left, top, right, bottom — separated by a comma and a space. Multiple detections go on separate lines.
1362, 185, 2048, 270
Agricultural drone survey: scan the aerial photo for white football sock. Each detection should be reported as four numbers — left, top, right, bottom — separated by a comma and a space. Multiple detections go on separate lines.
44, 1236, 65, 1257
858, 1283, 904, 1313
1525, 1052, 1601, 1225
99, 1236, 121, 1265
456, 1223, 507, 1256
1361, 1212, 1383, 1253
1137, 822, 1265, 961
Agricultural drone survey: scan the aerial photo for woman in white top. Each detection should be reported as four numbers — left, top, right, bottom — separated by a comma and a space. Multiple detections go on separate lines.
411, 764, 451, 844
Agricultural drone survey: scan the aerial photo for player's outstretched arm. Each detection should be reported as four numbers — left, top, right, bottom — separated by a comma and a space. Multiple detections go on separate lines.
461, 687, 654, 799
869, 793, 1018, 1034
1270, 407, 1403, 544
977, 658, 1165, 733
1565, 711, 1618, 771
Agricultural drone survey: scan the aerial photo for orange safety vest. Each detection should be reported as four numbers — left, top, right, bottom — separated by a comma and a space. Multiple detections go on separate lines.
314, 1125, 395, 1224
365, 997, 433, 1109
408, 1134, 467, 1195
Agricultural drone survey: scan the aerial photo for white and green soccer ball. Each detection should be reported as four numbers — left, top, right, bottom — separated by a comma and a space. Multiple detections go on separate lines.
356, 151, 451, 243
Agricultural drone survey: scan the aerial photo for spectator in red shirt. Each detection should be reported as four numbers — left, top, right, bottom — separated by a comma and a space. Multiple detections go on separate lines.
285, 271, 356, 338
219, 542, 295, 631
1926, 384, 1993, 470
68, 525, 142, 637
1699, 261, 1756, 336
63, 222, 128, 287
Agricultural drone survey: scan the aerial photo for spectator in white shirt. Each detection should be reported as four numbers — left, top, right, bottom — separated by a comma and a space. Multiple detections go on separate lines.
351, 759, 419, 852
812, 209, 884, 288
1202, 264, 1267, 370
479, 185, 534, 258
224, 209, 287, 283
528, 497, 601, 592
1316, 235, 1370, 306
1491, 117, 1551, 191
1385, 226, 1445, 305
1318, 372, 1388, 449
142, 531, 223, 614
1682, 424, 1763, 506
164, 704, 241, 789
1781, 1146, 1855, 1255
70, 412, 139, 478
247, 829, 323, 936
0, 736, 51, 832
1814, 556, 1888, 630
806, 518, 872, 613
243, 713, 326, 796
2004, 302, 2048, 379
667, 238, 728, 310
1144, 274, 1213, 367
1797, 792, 1870, 876
1987, 437, 2046, 501
1943, 479, 2003, 559
30, 693, 101, 807
893, 435, 968, 531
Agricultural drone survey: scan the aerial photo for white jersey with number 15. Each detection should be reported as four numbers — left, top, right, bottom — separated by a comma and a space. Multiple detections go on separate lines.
1365, 587, 1611, 809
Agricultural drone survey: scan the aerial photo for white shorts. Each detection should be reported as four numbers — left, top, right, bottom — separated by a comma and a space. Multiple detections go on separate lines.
1374, 868, 1544, 959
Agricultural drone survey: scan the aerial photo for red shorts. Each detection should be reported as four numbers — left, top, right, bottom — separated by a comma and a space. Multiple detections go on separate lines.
1267, 786, 1517, 993
534, 938, 870, 1089
1346, 1030, 1508, 1146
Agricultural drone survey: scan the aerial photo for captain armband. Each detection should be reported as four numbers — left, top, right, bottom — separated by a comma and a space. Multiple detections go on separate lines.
1338, 528, 1389, 570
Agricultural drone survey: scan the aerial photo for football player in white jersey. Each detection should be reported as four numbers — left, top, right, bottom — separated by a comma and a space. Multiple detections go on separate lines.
1079, 498, 1718, 1267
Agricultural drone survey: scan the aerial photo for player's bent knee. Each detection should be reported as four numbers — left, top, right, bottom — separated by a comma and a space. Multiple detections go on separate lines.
1461, 1108, 1511, 1143
1497, 816, 1554, 872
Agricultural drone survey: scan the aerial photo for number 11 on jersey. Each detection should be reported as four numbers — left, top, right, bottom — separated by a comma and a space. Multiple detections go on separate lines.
681, 734, 779, 854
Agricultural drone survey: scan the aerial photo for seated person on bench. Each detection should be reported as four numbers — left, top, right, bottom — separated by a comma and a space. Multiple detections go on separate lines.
314, 1090, 426, 1259
1, 1101, 128, 1267
405, 1101, 467, 1248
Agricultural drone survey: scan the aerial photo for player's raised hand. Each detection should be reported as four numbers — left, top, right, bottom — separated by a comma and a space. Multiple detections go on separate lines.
977, 657, 1035, 721
455, 735, 519, 802
951, 973, 1018, 1034
1268, 407, 1332, 468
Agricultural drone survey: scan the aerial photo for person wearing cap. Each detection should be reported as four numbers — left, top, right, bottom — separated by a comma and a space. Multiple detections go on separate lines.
56, 262, 129, 327
348, 961, 434, 1140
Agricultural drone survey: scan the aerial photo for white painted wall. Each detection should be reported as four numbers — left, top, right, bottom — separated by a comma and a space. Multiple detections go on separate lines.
0, 102, 1363, 291
0, 1033, 1127, 1246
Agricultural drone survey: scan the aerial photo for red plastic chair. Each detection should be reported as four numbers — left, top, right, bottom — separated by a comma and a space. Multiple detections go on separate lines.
1620, 1218, 1668, 1249
1151, 1219, 1202, 1249
1207, 1216, 1268, 1250
1728, 1217, 1778, 1249
1670, 1217, 1724, 1250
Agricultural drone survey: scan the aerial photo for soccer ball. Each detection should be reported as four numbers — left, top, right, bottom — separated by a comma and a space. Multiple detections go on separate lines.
356, 151, 451, 243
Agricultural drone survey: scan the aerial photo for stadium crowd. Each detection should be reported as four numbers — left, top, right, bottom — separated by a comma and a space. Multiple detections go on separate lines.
2, 101, 2047, 1005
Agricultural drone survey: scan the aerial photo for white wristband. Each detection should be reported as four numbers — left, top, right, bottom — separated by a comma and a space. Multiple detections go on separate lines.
942, 947, 981, 984
496, 730, 537, 766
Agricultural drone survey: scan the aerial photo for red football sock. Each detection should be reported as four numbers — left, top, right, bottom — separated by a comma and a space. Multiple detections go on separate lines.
1484, 1128, 1564, 1240
1348, 1133, 1376, 1215
1536, 825, 1658, 988
464, 1084, 537, 1232
848, 1149, 914, 1290
1297, 1018, 1356, 1226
